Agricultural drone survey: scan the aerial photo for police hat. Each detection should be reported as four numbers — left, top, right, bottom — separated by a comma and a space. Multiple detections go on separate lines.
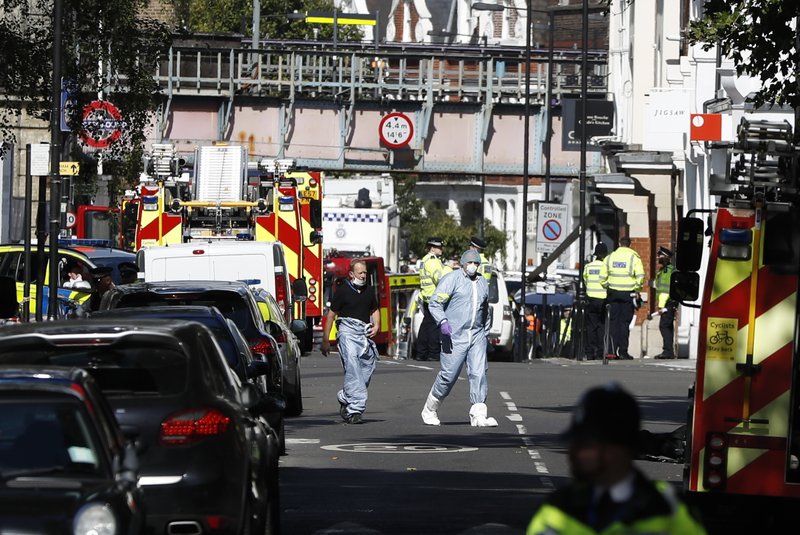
469, 236, 486, 249
426, 237, 443, 248
562, 383, 640, 450
90, 266, 113, 279
657, 246, 673, 258
593, 242, 608, 257
118, 261, 138, 274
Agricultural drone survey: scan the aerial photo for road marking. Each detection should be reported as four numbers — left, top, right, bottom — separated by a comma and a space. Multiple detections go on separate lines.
407, 364, 435, 370
287, 438, 320, 444
322, 442, 478, 454
500, 393, 552, 478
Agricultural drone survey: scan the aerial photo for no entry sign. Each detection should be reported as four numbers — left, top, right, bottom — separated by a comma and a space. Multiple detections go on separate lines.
80, 101, 125, 149
536, 202, 569, 254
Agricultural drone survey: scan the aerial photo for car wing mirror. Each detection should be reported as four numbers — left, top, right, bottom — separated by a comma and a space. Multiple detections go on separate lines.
256, 391, 287, 415
246, 360, 271, 378
290, 319, 307, 334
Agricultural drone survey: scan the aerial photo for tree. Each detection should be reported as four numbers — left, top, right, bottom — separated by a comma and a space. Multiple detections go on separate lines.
1, 0, 172, 196
395, 175, 507, 264
688, 1, 799, 118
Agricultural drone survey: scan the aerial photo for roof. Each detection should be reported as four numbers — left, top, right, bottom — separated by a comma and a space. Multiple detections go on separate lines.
0, 318, 205, 340
107, 280, 253, 295
92, 305, 226, 320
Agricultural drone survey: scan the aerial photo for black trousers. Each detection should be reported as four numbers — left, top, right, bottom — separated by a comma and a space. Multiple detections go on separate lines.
584, 297, 606, 359
659, 304, 676, 356
607, 289, 634, 356
416, 303, 441, 361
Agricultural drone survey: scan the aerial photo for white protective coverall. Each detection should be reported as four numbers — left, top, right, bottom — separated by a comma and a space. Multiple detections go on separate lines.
422, 249, 497, 426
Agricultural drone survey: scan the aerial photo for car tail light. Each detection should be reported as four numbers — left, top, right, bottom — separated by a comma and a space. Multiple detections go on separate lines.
250, 336, 277, 357
274, 274, 289, 310
160, 408, 231, 445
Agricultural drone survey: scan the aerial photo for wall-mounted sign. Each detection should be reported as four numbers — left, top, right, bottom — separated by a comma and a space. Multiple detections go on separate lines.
562, 99, 614, 152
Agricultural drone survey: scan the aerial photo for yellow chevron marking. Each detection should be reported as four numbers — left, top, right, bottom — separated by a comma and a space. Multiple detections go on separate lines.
726, 446, 768, 481
702, 323, 746, 401
753, 292, 796, 365
710, 257, 752, 302
278, 209, 298, 231
283, 246, 300, 279
380, 308, 389, 333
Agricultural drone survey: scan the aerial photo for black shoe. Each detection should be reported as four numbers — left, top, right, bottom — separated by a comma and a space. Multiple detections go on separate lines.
338, 396, 347, 419
618, 353, 634, 360
654, 353, 675, 359
344, 413, 363, 424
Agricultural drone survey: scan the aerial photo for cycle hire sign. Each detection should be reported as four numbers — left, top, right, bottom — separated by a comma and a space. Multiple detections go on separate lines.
536, 202, 568, 254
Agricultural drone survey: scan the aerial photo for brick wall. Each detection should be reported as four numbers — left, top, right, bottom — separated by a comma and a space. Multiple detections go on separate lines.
139, 0, 175, 26
630, 236, 652, 324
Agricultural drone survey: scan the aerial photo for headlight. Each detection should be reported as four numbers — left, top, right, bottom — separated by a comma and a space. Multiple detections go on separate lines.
74, 503, 116, 535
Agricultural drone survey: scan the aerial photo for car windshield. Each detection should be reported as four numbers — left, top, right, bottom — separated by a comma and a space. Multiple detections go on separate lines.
115, 292, 255, 334
0, 346, 187, 395
488, 275, 499, 304
0, 397, 106, 479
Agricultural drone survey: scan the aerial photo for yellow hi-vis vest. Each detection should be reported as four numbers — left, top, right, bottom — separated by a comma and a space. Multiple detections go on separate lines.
605, 246, 644, 292
656, 263, 674, 308
583, 259, 608, 299
477, 252, 493, 281
419, 253, 445, 302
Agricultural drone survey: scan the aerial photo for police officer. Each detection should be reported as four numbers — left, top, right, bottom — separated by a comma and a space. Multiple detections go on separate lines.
417, 237, 447, 361
653, 246, 676, 359
582, 243, 609, 360
118, 261, 139, 285
604, 237, 644, 360
527, 383, 707, 534
88, 266, 115, 311
469, 236, 492, 281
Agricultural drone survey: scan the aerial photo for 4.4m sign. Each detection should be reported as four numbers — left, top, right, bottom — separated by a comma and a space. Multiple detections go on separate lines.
536, 202, 569, 254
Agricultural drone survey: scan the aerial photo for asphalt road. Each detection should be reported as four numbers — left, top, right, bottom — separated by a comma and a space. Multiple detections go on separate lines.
279, 352, 697, 535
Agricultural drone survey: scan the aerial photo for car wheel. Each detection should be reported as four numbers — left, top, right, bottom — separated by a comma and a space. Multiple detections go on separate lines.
285, 368, 303, 417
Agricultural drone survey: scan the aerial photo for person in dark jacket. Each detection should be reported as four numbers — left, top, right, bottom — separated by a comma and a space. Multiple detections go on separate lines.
527, 383, 707, 534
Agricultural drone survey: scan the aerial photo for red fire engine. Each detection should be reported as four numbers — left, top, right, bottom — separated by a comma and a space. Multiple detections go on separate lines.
674, 118, 800, 521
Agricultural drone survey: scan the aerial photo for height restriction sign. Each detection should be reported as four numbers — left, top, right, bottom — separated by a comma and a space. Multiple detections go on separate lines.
536, 202, 569, 254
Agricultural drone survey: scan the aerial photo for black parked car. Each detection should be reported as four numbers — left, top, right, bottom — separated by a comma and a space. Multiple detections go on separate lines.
92, 305, 287, 454
0, 366, 144, 535
98, 280, 301, 420
0, 319, 281, 535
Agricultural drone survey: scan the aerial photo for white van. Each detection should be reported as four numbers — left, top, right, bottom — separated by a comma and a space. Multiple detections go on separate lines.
398, 271, 515, 360
137, 241, 295, 321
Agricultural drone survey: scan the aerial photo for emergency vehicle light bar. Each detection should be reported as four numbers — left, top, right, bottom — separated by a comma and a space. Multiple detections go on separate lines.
719, 228, 752, 261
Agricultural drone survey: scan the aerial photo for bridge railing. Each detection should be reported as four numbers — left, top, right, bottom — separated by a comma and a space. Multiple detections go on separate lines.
155, 40, 608, 104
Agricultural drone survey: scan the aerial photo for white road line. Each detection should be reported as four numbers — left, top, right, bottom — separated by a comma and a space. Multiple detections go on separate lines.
502, 393, 552, 478
407, 364, 435, 370
287, 438, 320, 444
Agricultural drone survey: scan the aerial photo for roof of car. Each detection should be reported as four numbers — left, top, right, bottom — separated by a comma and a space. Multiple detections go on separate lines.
0, 318, 207, 339
108, 280, 253, 295
91, 305, 226, 320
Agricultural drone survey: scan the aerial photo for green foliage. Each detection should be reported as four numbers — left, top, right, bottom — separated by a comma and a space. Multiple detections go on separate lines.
172, 0, 364, 42
395, 175, 506, 263
688, 0, 799, 111
1, 0, 172, 195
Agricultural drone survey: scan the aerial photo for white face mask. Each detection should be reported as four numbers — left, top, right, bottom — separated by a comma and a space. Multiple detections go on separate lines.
465, 264, 478, 276
351, 277, 366, 287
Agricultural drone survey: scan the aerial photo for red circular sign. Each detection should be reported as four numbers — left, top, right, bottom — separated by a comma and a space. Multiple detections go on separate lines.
379, 113, 414, 148
80, 101, 124, 149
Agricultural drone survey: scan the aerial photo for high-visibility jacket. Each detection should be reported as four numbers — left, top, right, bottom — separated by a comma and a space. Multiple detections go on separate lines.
583, 259, 608, 299
655, 263, 674, 308
527, 470, 707, 535
419, 252, 446, 303
477, 252, 492, 281
605, 246, 644, 292
560, 318, 572, 342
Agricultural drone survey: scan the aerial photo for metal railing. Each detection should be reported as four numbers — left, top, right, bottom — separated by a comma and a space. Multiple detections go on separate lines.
153, 39, 608, 104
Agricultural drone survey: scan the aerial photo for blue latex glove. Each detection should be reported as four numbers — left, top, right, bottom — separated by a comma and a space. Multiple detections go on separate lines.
440, 320, 453, 336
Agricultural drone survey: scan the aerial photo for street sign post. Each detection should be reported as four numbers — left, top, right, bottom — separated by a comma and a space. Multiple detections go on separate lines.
536, 202, 568, 254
